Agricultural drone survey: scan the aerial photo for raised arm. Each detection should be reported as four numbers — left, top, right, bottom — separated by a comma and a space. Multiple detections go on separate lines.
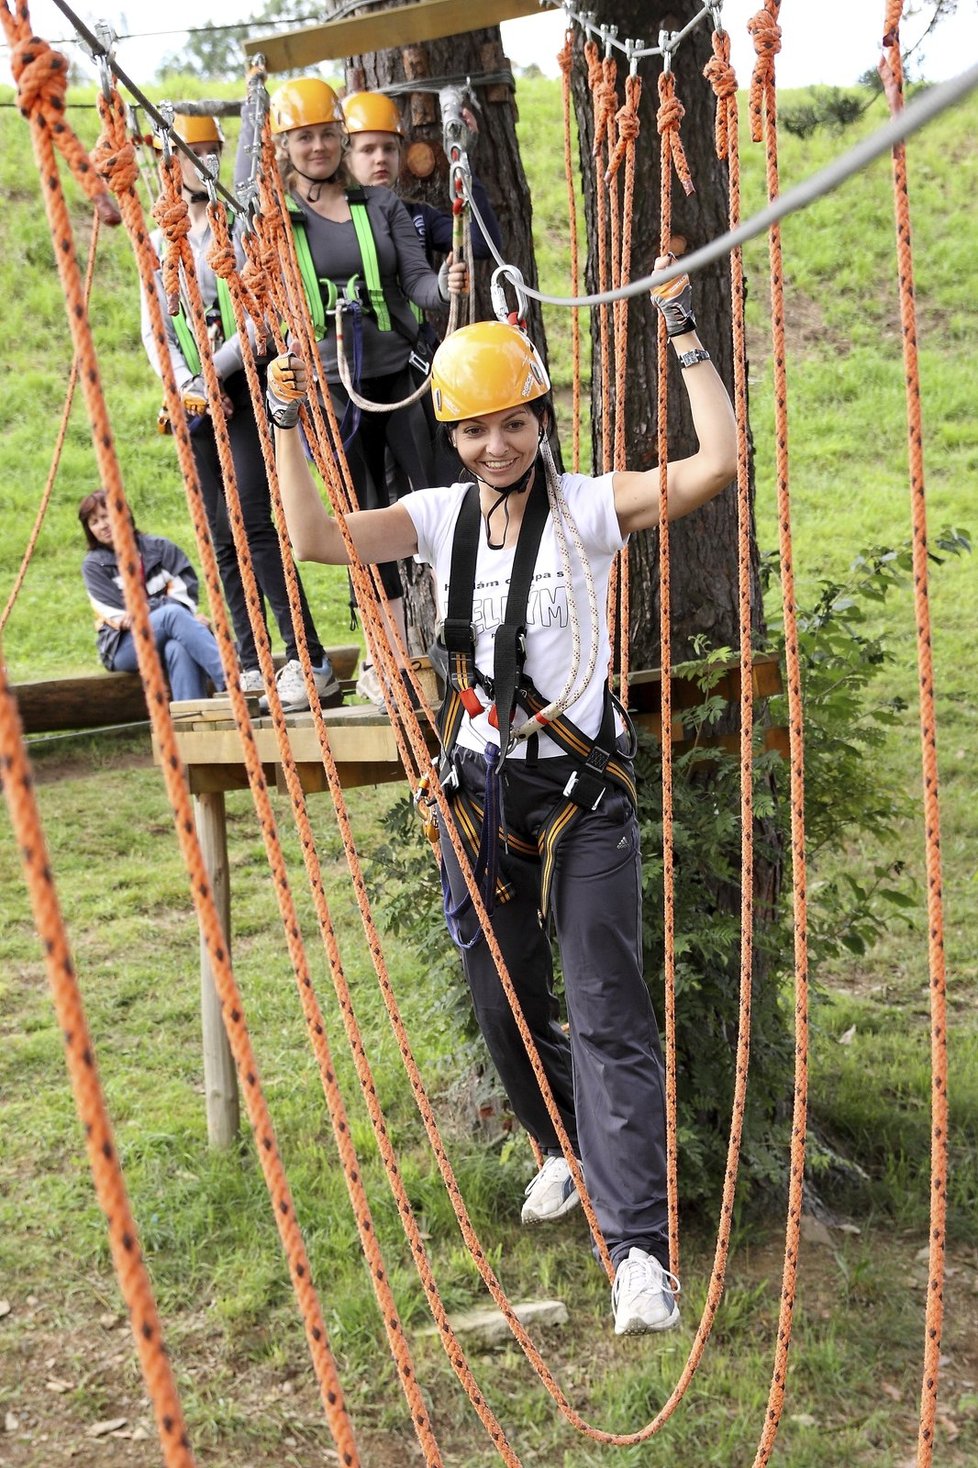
270, 358, 419, 565
614, 259, 738, 536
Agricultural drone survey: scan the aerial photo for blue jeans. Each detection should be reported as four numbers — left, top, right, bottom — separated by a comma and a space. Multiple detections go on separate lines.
112, 602, 226, 702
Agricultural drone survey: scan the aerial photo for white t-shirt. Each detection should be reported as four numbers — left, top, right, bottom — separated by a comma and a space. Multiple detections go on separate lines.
403, 472, 626, 758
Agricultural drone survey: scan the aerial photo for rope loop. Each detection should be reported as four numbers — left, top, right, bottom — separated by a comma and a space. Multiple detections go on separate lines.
704, 28, 738, 160
748, 4, 783, 141
605, 73, 642, 183
656, 72, 695, 198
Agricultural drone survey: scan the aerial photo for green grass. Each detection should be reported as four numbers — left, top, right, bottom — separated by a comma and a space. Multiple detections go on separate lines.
1, 74, 977, 1467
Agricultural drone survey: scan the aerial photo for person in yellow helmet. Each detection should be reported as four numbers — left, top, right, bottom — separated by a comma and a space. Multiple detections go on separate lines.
341, 90, 503, 267
268, 261, 738, 1337
141, 111, 338, 712
237, 76, 467, 701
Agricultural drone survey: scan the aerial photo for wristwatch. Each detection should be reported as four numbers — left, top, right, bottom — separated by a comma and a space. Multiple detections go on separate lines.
676, 347, 711, 369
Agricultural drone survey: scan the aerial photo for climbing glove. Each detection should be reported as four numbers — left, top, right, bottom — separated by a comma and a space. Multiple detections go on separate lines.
650, 268, 696, 338
182, 376, 209, 416
266, 353, 306, 429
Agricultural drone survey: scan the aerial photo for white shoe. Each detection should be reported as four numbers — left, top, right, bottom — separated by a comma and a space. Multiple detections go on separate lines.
520, 1155, 582, 1225
612, 1248, 681, 1335
239, 667, 265, 694
259, 658, 340, 714
355, 663, 386, 710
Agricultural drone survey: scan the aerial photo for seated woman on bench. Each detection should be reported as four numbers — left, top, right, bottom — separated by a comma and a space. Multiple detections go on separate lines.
79, 488, 226, 703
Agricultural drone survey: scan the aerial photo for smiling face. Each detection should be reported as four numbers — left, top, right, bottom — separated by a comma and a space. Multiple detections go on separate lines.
346, 130, 401, 187
452, 405, 543, 490
283, 123, 345, 183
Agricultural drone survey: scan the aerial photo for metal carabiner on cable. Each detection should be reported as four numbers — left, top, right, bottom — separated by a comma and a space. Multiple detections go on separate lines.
93, 22, 118, 101
155, 101, 175, 164
490, 264, 528, 326
659, 28, 675, 75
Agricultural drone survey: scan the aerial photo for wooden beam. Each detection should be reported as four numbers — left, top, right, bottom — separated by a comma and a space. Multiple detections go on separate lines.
245, 0, 551, 73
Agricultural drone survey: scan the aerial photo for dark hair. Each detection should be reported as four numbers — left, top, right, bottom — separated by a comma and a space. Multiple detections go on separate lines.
438, 393, 555, 460
78, 489, 136, 550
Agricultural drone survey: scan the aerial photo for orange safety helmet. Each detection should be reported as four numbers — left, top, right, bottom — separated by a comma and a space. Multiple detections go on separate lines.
269, 78, 344, 135
430, 321, 551, 422
341, 90, 403, 136
153, 113, 223, 149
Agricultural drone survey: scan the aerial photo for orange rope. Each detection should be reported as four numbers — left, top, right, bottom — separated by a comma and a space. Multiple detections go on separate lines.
745, 4, 812, 1462
606, 71, 643, 703
0, 659, 197, 1468
585, 40, 614, 475
74, 78, 360, 1467
0, 211, 100, 636
95, 99, 443, 1462
879, 7, 949, 1465
557, 29, 582, 473
655, 64, 683, 1281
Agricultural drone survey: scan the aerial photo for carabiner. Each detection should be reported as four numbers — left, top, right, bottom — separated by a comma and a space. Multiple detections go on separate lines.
490, 264, 528, 327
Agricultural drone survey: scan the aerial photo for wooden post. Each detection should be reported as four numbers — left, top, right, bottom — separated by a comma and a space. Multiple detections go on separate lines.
193, 790, 240, 1147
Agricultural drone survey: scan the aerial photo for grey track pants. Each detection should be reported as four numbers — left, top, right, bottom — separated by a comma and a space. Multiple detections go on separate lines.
441, 745, 669, 1270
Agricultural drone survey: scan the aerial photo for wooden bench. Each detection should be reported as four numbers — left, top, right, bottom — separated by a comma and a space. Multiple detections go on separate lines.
11, 645, 362, 737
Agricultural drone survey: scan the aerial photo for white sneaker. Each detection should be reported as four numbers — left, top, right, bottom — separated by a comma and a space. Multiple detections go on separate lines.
239, 667, 265, 693
355, 663, 387, 710
612, 1248, 681, 1335
259, 658, 340, 714
520, 1155, 582, 1225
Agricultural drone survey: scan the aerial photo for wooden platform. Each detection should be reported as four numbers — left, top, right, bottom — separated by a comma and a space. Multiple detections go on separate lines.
166, 699, 438, 794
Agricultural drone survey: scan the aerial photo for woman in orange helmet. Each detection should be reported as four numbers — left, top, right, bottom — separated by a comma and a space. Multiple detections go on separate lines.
239, 79, 468, 691
268, 262, 736, 1337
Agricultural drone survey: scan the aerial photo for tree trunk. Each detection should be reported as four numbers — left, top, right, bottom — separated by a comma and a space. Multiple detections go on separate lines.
570, 0, 765, 670
340, 2, 549, 654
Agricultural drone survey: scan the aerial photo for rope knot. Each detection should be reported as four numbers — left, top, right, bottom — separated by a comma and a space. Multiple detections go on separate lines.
10, 34, 68, 120
748, 5, 783, 141
705, 31, 739, 160
655, 90, 685, 138
557, 30, 573, 76
657, 73, 695, 198
704, 32, 738, 100
90, 118, 139, 198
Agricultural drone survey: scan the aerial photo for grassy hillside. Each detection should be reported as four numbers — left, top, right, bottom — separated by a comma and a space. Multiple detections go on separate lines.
1, 68, 976, 1468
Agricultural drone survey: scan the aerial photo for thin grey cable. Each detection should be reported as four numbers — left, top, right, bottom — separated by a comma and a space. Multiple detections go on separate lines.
482, 59, 978, 307
49, 0, 244, 214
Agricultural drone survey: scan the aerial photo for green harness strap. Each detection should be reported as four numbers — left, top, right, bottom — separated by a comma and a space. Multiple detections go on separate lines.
287, 191, 391, 339
346, 187, 392, 332
168, 207, 237, 378
171, 276, 235, 378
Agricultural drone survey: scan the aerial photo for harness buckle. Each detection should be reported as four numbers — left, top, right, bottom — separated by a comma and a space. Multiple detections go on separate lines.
562, 768, 606, 812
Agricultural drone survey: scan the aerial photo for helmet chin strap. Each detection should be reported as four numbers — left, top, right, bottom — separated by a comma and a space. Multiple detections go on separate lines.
294, 166, 342, 203
479, 453, 541, 551
183, 186, 209, 205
